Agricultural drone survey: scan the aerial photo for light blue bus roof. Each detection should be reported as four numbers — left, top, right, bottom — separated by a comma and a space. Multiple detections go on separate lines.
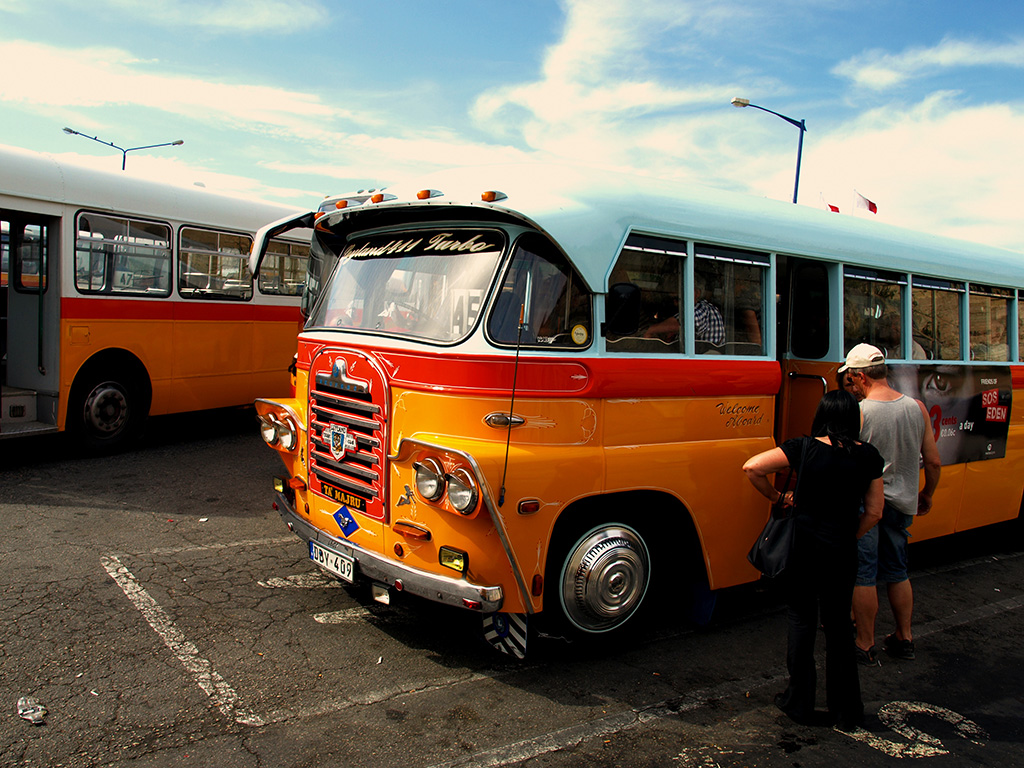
369, 163, 1024, 292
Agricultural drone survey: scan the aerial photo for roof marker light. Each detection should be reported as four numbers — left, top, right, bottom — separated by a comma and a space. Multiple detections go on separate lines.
417, 189, 443, 200
335, 199, 348, 209
481, 190, 507, 203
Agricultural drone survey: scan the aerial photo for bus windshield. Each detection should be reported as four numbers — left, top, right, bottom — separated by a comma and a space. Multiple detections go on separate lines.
307, 228, 506, 342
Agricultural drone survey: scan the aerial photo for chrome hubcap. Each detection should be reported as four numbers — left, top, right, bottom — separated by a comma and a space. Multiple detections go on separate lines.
560, 525, 650, 633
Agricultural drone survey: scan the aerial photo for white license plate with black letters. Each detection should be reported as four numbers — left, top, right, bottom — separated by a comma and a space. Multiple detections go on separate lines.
310, 541, 354, 583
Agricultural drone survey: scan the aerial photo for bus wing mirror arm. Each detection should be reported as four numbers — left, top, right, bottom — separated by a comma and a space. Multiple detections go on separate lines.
248, 211, 317, 278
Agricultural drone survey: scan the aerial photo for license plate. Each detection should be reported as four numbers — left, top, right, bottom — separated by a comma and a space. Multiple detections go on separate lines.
310, 541, 354, 583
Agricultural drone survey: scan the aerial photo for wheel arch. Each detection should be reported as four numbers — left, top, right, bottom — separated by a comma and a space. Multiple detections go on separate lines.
68, 348, 154, 415
64, 348, 154, 449
540, 488, 713, 634
545, 489, 708, 581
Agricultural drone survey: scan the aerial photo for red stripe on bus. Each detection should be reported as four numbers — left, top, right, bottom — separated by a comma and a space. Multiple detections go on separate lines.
297, 341, 781, 398
61, 297, 301, 323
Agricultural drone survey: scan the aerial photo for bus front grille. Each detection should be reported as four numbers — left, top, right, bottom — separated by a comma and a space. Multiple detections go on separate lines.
307, 349, 387, 521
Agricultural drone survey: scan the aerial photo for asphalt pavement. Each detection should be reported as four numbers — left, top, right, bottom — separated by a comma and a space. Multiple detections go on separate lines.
2, 407, 1023, 767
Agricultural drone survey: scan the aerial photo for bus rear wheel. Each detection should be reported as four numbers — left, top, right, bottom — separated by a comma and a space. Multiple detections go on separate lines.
552, 523, 651, 635
69, 369, 147, 451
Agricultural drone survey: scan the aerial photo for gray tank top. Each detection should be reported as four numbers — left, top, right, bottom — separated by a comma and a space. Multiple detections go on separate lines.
860, 395, 926, 515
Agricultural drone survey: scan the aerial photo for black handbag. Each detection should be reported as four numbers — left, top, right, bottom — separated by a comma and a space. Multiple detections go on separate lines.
747, 439, 807, 578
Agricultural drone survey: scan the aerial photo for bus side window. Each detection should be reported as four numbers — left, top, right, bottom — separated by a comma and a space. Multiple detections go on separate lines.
75, 213, 171, 297
969, 284, 1012, 361
844, 267, 905, 358
912, 277, 963, 360
179, 228, 254, 301
605, 233, 685, 354
258, 239, 309, 297
694, 244, 769, 357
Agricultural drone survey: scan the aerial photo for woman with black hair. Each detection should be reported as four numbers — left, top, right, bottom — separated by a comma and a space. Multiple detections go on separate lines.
743, 390, 884, 731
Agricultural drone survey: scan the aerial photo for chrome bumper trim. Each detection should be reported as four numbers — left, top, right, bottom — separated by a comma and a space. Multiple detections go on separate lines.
276, 492, 504, 613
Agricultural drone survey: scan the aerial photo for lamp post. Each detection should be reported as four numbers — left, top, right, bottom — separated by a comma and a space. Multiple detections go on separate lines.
62, 127, 184, 170
730, 97, 806, 204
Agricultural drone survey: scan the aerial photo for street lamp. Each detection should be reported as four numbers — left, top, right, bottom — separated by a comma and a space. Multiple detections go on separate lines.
730, 97, 806, 204
62, 127, 184, 170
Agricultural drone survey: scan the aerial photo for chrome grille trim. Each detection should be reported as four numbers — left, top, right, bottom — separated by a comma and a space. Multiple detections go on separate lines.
308, 349, 386, 517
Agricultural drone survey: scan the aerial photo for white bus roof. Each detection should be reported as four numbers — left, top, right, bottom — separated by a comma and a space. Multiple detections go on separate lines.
364, 163, 1024, 292
0, 143, 304, 233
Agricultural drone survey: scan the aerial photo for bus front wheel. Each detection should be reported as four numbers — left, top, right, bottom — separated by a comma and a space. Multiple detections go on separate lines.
552, 523, 651, 635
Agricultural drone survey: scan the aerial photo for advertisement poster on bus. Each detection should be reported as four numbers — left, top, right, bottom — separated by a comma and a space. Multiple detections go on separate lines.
888, 364, 1011, 466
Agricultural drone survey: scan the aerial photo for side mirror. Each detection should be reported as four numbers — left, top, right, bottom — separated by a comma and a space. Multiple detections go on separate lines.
604, 282, 641, 336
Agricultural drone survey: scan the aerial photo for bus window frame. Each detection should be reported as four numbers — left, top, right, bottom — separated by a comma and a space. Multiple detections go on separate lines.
605, 233, 772, 358
486, 231, 594, 351
911, 275, 965, 362
8, 219, 50, 295
968, 282, 1014, 362
843, 265, 908, 360
258, 238, 310, 297
177, 225, 255, 302
74, 210, 173, 298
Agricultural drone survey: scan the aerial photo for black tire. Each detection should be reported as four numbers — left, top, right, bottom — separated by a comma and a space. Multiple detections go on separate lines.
548, 522, 652, 636
68, 368, 147, 452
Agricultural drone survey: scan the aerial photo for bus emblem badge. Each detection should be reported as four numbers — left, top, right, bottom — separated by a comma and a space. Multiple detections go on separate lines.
324, 424, 357, 461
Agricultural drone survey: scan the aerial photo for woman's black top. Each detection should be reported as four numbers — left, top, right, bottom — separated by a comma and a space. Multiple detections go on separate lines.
780, 436, 884, 549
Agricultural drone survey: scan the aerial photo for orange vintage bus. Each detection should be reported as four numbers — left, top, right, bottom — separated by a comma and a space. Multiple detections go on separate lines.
251, 163, 1024, 657
0, 144, 310, 449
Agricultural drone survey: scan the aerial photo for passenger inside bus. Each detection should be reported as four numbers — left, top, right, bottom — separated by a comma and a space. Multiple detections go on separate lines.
642, 282, 725, 347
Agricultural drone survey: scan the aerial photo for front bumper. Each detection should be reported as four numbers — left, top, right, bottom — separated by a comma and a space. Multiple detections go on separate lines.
275, 491, 504, 613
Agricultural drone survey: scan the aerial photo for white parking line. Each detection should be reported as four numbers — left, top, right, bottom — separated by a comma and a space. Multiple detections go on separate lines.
101, 554, 265, 727
258, 572, 341, 589
101, 537, 1023, 747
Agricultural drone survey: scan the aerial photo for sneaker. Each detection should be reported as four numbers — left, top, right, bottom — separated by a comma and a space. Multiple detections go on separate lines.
855, 645, 880, 666
883, 633, 915, 660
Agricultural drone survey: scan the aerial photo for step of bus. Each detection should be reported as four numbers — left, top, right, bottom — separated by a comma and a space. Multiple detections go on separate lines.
2, 386, 37, 425
0, 419, 60, 439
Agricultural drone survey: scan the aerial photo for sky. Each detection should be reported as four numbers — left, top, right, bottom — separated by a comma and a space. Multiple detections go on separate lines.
2, 0, 1023, 254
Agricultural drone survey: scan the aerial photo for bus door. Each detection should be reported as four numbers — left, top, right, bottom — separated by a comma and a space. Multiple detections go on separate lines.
776, 255, 836, 443
1, 212, 60, 434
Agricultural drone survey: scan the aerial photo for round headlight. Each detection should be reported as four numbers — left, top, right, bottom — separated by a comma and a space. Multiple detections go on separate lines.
259, 414, 281, 446
277, 417, 298, 451
446, 468, 478, 514
413, 458, 446, 501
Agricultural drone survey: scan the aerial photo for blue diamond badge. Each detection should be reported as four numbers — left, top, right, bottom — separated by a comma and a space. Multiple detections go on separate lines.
333, 505, 360, 538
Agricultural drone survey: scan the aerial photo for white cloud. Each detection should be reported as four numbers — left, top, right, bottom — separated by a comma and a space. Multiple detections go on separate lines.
471, 0, 743, 170
834, 37, 1024, 90
0, 41, 379, 140
798, 93, 1024, 251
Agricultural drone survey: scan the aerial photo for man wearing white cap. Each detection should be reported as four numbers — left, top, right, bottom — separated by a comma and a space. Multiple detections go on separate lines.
841, 343, 941, 664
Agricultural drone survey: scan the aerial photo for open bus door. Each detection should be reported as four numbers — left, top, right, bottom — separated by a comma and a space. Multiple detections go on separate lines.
776, 255, 837, 443
1, 212, 60, 437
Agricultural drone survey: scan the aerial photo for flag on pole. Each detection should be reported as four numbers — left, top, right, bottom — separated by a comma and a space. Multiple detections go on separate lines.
820, 193, 839, 213
855, 191, 877, 214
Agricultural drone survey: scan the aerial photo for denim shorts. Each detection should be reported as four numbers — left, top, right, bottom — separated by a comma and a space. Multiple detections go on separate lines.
856, 502, 914, 586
